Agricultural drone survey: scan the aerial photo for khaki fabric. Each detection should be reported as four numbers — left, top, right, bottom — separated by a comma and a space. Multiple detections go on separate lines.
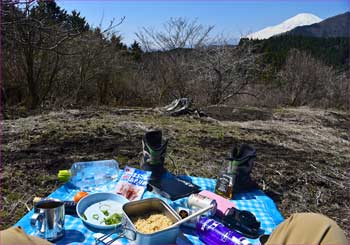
0, 226, 52, 245
266, 213, 348, 245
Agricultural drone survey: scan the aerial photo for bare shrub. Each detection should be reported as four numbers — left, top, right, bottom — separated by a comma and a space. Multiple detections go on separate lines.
56, 25, 127, 106
277, 49, 346, 108
194, 41, 258, 105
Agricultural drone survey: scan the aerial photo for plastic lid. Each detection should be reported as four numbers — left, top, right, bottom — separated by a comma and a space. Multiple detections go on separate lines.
58, 170, 71, 182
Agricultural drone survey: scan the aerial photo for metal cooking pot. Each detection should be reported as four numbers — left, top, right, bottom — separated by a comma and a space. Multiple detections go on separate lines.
97, 198, 181, 245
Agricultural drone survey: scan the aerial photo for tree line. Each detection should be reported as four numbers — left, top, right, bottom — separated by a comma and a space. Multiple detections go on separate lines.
2, 1, 349, 111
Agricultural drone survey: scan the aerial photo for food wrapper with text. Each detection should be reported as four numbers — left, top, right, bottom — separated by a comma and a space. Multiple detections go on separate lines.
115, 166, 151, 201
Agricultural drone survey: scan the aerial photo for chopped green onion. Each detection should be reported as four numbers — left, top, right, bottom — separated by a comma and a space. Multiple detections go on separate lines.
103, 213, 122, 225
82, 213, 87, 220
92, 214, 99, 220
101, 209, 109, 216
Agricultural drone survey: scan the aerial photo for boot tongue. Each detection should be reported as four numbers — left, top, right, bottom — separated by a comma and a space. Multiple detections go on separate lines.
145, 131, 163, 150
230, 146, 239, 159
228, 160, 241, 174
227, 146, 241, 173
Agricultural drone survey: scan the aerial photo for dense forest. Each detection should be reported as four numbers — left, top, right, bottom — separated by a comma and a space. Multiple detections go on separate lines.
2, 1, 349, 111
241, 35, 349, 70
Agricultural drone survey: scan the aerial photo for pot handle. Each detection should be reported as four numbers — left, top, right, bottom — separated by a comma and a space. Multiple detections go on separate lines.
30, 212, 43, 226
122, 226, 136, 241
95, 225, 136, 245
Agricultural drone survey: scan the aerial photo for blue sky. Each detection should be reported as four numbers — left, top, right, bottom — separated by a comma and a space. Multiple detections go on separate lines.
58, 0, 349, 45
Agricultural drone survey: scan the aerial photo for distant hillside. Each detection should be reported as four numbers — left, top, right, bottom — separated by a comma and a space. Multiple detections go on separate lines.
262, 36, 348, 70
240, 12, 350, 75
239, 35, 349, 73
287, 12, 350, 38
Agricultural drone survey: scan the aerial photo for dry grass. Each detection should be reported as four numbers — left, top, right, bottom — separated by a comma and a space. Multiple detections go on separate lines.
1, 106, 349, 238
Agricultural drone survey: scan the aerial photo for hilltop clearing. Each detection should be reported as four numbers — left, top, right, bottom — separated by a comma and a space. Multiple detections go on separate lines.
1, 106, 349, 237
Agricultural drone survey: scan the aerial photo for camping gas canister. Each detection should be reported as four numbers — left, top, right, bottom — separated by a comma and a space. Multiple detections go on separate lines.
177, 207, 193, 219
176, 207, 200, 228
187, 194, 217, 217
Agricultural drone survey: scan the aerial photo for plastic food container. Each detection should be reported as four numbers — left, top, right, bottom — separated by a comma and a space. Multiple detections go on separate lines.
58, 159, 119, 192
119, 198, 181, 245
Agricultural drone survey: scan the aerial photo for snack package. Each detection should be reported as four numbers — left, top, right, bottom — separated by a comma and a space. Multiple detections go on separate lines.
115, 166, 151, 201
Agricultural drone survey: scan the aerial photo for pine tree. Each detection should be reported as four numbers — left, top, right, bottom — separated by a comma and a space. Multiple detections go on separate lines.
129, 40, 142, 61
111, 34, 127, 50
68, 10, 89, 32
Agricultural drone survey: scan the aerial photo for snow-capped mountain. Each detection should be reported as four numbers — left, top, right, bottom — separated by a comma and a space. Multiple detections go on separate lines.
246, 13, 322, 39
287, 12, 350, 38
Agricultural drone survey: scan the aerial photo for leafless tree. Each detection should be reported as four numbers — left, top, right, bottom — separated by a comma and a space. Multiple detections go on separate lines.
2, 1, 128, 108
135, 18, 214, 104
59, 18, 126, 106
194, 39, 258, 105
2, 0, 82, 109
278, 49, 341, 107
136, 17, 214, 51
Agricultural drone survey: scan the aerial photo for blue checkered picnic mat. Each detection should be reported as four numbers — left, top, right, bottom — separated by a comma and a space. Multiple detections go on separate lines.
15, 175, 283, 244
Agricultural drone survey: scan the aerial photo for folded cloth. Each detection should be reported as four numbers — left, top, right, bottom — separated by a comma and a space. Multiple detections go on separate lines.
0, 226, 52, 245
266, 213, 348, 245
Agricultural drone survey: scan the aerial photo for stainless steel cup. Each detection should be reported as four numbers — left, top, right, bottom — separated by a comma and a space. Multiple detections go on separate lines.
30, 198, 65, 241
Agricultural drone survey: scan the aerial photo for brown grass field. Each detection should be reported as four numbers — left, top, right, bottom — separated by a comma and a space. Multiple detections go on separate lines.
1, 106, 349, 238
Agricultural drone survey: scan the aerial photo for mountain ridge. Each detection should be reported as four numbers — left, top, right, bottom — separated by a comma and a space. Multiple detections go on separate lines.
247, 13, 322, 39
286, 11, 350, 38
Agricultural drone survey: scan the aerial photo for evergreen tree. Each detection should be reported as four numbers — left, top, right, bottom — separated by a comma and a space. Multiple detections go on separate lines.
111, 34, 127, 50
241, 35, 349, 76
129, 40, 142, 61
67, 10, 89, 32
31, 1, 68, 23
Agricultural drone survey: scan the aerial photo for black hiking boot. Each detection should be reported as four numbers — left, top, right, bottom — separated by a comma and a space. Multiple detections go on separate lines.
141, 130, 168, 180
228, 144, 258, 192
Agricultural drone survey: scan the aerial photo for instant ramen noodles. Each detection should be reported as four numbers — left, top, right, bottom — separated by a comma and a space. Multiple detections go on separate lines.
132, 212, 173, 234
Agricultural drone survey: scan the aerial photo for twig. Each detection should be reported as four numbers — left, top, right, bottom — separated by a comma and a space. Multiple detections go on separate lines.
275, 170, 282, 176
315, 190, 322, 206
315, 173, 345, 189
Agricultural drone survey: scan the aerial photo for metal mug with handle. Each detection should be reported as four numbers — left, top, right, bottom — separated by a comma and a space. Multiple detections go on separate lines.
30, 198, 65, 241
